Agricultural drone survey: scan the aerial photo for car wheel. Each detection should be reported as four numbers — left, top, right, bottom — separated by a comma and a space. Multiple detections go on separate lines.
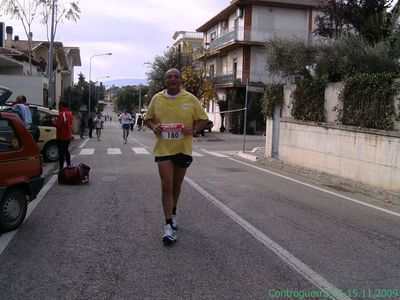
43, 141, 59, 162
0, 189, 28, 232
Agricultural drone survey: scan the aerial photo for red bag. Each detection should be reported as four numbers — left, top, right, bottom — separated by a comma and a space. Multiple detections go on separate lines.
58, 163, 90, 185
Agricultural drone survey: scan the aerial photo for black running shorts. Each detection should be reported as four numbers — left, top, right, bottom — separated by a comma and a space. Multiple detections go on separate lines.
155, 153, 193, 168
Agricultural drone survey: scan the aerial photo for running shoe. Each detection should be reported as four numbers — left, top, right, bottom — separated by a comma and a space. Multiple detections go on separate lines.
171, 215, 180, 230
162, 224, 177, 245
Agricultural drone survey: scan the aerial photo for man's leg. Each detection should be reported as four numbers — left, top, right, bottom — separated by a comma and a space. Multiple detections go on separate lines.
157, 160, 175, 220
158, 160, 178, 244
57, 140, 65, 169
172, 165, 187, 210
65, 140, 71, 167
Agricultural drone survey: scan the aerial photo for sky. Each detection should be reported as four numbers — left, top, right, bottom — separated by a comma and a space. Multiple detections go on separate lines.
1, 0, 230, 83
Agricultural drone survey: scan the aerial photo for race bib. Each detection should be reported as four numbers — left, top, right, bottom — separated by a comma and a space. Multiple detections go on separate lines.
162, 123, 183, 140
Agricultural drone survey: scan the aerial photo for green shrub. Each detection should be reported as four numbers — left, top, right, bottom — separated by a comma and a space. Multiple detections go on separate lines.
338, 73, 399, 130
261, 84, 283, 118
291, 79, 326, 122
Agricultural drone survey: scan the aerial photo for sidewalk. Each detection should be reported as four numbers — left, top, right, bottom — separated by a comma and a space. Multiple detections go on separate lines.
235, 145, 400, 206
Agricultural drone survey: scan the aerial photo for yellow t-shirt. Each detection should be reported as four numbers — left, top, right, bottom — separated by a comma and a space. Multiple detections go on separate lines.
145, 89, 208, 156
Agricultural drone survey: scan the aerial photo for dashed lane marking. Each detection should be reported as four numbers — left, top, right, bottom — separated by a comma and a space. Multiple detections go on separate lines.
200, 149, 229, 158
185, 176, 349, 300
79, 148, 95, 155
192, 151, 204, 157
132, 147, 149, 154
107, 148, 122, 155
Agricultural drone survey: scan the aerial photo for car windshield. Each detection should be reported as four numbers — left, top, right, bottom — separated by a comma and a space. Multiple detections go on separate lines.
0, 87, 12, 104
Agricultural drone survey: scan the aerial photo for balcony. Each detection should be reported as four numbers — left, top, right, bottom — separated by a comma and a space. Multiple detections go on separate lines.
209, 26, 310, 52
211, 70, 286, 86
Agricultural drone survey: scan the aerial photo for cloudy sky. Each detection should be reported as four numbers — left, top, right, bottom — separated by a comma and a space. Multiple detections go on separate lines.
2, 0, 229, 82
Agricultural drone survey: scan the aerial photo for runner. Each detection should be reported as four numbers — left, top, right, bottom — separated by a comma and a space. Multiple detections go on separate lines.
119, 108, 133, 144
145, 68, 208, 245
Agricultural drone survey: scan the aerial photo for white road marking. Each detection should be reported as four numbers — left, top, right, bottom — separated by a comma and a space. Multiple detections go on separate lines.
132, 147, 149, 154
192, 151, 204, 157
185, 176, 349, 300
79, 148, 95, 155
78, 138, 90, 149
200, 149, 229, 158
229, 158, 400, 218
0, 172, 60, 255
107, 148, 122, 155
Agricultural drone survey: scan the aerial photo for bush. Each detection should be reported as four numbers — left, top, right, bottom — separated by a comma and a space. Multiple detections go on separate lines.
261, 84, 283, 118
291, 79, 326, 123
338, 73, 399, 130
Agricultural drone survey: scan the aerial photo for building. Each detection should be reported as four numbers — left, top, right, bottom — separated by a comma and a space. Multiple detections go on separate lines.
0, 25, 81, 106
195, 0, 316, 133
172, 30, 204, 69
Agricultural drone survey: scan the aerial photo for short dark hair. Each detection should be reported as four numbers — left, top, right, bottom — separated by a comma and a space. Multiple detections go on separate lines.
17, 95, 27, 103
59, 101, 68, 108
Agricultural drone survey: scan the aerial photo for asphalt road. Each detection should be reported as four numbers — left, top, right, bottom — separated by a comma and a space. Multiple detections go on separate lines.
0, 104, 399, 300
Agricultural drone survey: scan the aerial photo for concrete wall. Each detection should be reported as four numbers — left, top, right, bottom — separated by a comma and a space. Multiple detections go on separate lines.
0, 74, 47, 105
266, 83, 400, 192
277, 121, 400, 192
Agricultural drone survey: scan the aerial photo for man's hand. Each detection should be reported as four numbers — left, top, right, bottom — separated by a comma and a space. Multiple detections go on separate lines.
152, 123, 162, 135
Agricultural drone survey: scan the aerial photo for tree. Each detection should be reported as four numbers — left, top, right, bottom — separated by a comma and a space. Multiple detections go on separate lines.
265, 37, 317, 78
315, 0, 393, 44
63, 72, 87, 111
1, 0, 41, 75
39, 0, 80, 41
146, 47, 214, 106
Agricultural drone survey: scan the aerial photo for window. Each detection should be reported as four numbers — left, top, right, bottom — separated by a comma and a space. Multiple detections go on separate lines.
37, 110, 53, 127
0, 119, 20, 152
211, 31, 216, 41
209, 64, 215, 77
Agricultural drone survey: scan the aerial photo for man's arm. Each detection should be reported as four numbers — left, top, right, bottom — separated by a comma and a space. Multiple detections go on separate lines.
146, 119, 162, 135
193, 119, 208, 135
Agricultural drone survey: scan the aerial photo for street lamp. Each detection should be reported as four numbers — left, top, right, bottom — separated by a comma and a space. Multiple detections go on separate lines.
95, 75, 110, 102
88, 53, 112, 114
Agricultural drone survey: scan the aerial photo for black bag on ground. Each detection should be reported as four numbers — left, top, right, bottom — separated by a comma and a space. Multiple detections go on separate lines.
58, 163, 90, 185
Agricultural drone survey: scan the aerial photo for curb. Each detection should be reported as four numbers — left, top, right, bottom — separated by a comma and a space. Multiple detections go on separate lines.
235, 149, 400, 207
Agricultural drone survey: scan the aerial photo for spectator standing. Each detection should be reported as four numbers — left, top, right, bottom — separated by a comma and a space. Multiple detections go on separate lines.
80, 114, 86, 139
52, 101, 73, 172
88, 114, 94, 138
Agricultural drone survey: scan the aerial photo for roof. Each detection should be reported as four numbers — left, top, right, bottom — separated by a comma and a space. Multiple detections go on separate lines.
0, 48, 40, 65
196, 0, 316, 32
64, 46, 82, 66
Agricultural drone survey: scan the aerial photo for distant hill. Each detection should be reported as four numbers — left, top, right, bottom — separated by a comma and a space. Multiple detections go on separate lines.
103, 78, 148, 88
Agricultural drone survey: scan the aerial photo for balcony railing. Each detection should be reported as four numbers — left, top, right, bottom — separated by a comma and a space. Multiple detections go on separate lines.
211, 69, 286, 85
209, 26, 310, 51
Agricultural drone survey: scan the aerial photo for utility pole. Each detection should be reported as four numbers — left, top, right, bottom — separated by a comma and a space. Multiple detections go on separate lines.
47, 0, 56, 108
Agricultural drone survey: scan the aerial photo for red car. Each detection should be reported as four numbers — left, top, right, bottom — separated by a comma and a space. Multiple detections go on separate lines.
0, 112, 44, 232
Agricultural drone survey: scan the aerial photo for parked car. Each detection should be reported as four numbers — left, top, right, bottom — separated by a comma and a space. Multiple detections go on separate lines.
0, 86, 59, 162
0, 112, 44, 232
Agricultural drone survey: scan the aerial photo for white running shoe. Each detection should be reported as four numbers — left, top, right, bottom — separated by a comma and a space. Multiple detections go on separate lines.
171, 215, 180, 230
162, 224, 177, 245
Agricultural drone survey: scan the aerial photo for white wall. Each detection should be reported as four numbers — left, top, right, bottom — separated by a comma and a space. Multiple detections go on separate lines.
277, 121, 400, 192
0, 74, 47, 105
266, 83, 400, 192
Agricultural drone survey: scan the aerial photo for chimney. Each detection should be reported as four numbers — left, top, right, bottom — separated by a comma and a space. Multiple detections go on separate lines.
5, 26, 12, 48
14, 35, 19, 41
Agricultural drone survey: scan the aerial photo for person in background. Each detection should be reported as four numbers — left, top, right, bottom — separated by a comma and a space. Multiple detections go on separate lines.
137, 115, 144, 131
93, 112, 104, 141
130, 112, 136, 131
11, 95, 32, 128
52, 101, 73, 172
80, 114, 86, 139
145, 68, 208, 245
88, 114, 94, 138
119, 108, 133, 144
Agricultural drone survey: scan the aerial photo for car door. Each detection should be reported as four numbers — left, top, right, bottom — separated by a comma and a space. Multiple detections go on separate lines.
36, 109, 56, 151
